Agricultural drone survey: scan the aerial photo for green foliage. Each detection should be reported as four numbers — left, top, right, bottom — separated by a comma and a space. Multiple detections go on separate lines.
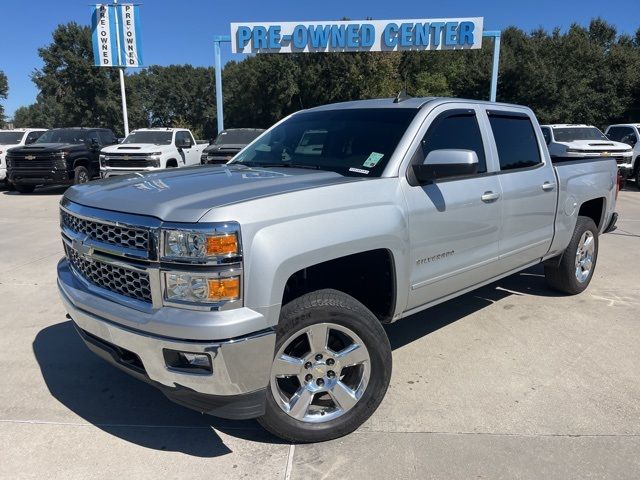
13, 19, 640, 135
0, 70, 8, 127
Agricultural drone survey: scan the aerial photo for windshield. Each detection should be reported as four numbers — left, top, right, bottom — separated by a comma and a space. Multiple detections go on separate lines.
0, 132, 24, 144
553, 127, 608, 142
214, 129, 265, 145
122, 131, 173, 145
231, 108, 418, 177
36, 129, 88, 144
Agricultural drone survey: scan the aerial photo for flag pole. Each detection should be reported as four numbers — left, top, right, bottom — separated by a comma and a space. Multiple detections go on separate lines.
112, 0, 129, 136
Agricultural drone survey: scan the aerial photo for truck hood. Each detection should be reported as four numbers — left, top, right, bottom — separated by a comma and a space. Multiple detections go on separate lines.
64, 164, 363, 222
102, 143, 170, 153
8, 143, 87, 154
557, 140, 631, 151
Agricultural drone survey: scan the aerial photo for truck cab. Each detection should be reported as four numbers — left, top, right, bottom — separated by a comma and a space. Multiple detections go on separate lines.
100, 128, 207, 177
0, 128, 47, 188
605, 123, 640, 187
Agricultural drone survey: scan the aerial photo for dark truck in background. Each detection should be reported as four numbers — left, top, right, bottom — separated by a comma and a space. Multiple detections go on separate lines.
201, 128, 265, 165
7, 127, 118, 193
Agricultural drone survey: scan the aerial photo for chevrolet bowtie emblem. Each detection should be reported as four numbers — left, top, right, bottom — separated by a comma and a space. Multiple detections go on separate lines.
25, 155, 36, 160
123, 155, 130, 160
72, 236, 94, 257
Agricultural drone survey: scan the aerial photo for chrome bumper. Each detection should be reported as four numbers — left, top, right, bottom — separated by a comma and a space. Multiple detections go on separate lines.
58, 259, 276, 397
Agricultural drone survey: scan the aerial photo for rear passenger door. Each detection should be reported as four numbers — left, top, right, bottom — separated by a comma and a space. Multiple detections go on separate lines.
402, 104, 503, 310
484, 110, 556, 272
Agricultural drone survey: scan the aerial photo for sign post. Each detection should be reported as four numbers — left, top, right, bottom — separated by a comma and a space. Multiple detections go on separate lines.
91, 2, 144, 137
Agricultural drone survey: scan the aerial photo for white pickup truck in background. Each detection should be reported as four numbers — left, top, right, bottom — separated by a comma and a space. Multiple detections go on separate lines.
0, 128, 47, 188
605, 123, 640, 187
541, 124, 633, 166
100, 128, 207, 178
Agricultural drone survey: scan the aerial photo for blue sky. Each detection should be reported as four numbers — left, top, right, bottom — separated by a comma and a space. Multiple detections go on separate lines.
1, 0, 639, 118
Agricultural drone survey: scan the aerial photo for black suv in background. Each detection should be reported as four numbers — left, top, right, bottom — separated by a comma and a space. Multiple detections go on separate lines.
200, 128, 265, 165
7, 127, 118, 193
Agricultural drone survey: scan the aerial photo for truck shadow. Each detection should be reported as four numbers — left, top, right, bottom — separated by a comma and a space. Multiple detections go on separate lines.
385, 264, 563, 350
32, 322, 285, 458
2, 185, 69, 196
33, 265, 558, 453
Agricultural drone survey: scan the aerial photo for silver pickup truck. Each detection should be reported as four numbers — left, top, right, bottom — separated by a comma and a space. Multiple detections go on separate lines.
57, 97, 619, 443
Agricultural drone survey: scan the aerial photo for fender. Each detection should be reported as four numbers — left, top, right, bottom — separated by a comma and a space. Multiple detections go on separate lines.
242, 204, 409, 328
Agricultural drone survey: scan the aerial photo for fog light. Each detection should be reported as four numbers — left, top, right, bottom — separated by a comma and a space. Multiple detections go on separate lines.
163, 349, 212, 374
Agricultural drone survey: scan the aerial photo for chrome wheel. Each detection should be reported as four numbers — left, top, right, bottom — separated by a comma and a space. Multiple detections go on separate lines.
575, 230, 595, 283
270, 322, 371, 423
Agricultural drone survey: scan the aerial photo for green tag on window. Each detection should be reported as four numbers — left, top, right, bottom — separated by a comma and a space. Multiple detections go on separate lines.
363, 152, 384, 168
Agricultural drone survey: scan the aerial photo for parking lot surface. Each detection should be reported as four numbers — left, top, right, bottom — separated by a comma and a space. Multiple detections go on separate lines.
0, 186, 639, 479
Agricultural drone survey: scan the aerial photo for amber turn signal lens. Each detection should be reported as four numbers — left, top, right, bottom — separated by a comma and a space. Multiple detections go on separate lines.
207, 277, 240, 301
205, 234, 238, 256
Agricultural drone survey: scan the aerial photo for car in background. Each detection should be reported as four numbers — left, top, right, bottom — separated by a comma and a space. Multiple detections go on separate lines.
200, 128, 265, 165
605, 123, 640, 187
7, 127, 117, 193
0, 128, 47, 189
541, 124, 632, 168
100, 128, 207, 178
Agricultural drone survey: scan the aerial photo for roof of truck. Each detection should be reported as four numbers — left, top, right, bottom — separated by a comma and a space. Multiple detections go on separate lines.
304, 97, 531, 112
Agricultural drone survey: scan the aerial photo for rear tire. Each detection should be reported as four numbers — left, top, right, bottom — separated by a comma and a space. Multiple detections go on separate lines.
73, 166, 90, 185
14, 184, 36, 194
544, 216, 599, 294
258, 289, 392, 443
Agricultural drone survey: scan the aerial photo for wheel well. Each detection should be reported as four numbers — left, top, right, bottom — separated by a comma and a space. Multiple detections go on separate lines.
73, 158, 89, 169
166, 159, 178, 167
578, 198, 605, 229
282, 249, 396, 323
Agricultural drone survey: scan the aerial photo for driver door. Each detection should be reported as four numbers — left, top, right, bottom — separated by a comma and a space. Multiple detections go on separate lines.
401, 104, 503, 311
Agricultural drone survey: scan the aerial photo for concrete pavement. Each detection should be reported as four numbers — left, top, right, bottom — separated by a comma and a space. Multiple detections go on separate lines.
0, 186, 639, 479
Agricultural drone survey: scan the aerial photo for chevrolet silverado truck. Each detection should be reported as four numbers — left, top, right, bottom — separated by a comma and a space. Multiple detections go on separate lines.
201, 128, 265, 165
7, 127, 117, 193
541, 124, 633, 167
57, 98, 619, 443
0, 128, 47, 189
100, 128, 207, 177
605, 123, 640, 188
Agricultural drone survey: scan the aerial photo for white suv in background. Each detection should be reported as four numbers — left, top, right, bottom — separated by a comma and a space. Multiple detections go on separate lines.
541, 124, 633, 167
605, 124, 640, 187
0, 128, 47, 188
100, 128, 207, 178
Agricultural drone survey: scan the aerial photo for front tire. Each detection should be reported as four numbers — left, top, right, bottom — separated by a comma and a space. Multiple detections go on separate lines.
258, 289, 392, 443
544, 216, 599, 294
73, 166, 90, 185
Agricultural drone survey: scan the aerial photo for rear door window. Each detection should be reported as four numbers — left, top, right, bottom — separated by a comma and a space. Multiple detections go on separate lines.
487, 112, 542, 171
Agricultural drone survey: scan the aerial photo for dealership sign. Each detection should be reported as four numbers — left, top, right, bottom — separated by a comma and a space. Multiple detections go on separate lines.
91, 3, 144, 67
231, 18, 483, 54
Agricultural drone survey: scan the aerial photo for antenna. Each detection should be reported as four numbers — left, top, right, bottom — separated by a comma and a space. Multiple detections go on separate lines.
393, 90, 412, 103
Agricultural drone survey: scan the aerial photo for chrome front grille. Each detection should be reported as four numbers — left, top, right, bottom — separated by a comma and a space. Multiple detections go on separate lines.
61, 210, 150, 251
66, 246, 152, 303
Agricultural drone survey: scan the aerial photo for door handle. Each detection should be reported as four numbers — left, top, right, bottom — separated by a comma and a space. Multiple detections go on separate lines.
542, 182, 556, 191
481, 191, 500, 202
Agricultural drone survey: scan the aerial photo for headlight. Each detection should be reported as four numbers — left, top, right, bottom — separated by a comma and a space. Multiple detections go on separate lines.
162, 227, 239, 261
164, 272, 240, 303
53, 152, 67, 159
565, 148, 582, 153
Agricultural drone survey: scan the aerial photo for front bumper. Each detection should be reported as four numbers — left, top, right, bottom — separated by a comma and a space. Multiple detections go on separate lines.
9, 168, 72, 185
58, 258, 276, 419
101, 167, 160, 178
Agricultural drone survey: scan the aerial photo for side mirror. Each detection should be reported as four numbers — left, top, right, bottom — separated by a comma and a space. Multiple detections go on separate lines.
412, 149, 479, 184
622, 134, 637, 147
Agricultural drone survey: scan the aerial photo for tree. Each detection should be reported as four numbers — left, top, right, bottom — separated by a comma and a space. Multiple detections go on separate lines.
30, 22, 125, 133
0, 70, 8, 127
